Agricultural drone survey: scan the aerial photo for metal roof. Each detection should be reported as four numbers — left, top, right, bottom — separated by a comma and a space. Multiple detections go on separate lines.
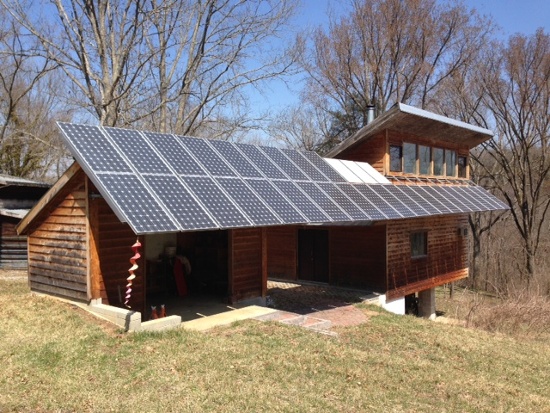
0, 174, 50, 188
326, 103, 494, 158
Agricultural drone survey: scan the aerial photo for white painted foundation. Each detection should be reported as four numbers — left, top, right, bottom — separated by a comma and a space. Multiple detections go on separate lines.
378, 294, 405, 315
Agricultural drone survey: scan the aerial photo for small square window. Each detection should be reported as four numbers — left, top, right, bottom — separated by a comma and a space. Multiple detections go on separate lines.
390, 145, 402, 172
410, 232, 428, 258
458, 156, 468, 178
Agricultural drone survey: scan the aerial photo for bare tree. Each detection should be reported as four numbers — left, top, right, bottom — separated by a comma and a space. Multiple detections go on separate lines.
0, 7, 70, 180
299, 0, 494, 142
477, 29, 550, 280
3, 0, 298, 136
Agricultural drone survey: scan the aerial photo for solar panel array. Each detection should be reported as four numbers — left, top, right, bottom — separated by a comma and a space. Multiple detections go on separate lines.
57, 123, 509, 234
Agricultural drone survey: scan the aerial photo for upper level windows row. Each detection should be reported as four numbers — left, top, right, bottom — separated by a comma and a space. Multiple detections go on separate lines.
390, 143, 467, 178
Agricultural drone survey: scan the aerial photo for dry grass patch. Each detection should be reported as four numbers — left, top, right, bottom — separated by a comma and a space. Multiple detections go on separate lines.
1, 278, 550, 412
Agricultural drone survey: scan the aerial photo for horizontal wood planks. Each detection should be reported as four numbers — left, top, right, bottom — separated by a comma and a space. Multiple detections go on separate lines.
95, 198, 143, 312
0, 216, 27, 268
229, 228, 263, 302
337, 132, 386, 173
266, 226, 296, 280
330, 225, 386, 291
386, 215, 468, 298
27, 186, 88, 302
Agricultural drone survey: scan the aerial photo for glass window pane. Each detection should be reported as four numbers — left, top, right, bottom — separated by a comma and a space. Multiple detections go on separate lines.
403, 143, 416, 174
446, 149, 456, 176
433, 148, 444, 176
458, 156, 468, 178
411, 232, 427, 257
419, 145, 430, 175
390, 145, 402, 172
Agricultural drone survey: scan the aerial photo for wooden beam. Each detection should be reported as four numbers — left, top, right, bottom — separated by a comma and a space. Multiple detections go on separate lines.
261, 227, 267, 298
86, 177, 102, 300
227, 230, 234, 304
17, 162, 82, 235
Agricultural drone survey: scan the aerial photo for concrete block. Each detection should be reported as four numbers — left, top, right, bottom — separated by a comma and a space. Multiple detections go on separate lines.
141, 316, 182, 332
379, 295, 405, 315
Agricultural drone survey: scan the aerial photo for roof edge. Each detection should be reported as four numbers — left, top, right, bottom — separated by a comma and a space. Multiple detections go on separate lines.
16, 162, 82, 235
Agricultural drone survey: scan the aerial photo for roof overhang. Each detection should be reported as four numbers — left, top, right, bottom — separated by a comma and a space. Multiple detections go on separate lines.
326, 103, 494, 158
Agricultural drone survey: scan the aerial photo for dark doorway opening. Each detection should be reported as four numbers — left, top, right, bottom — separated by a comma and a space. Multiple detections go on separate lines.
298, 229, 329, 283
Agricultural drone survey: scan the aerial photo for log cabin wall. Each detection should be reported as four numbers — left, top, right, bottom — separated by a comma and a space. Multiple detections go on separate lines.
92, 196, 144, 312
336, 132, 386, 173
386, 214, 469, 299
229, 228, 264, 302
329, 225, 386, 291
27, 182, 88, 302
266, 226, 297, 280
0, 216, 27, 269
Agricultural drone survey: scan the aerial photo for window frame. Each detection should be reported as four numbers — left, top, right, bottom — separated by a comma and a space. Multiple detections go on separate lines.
410, 231, 428, 258
457, 155, 468, 178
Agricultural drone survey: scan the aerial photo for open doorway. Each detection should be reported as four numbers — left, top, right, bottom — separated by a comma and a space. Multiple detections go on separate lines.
144, 230, 231, 321
298, 229, 329, 283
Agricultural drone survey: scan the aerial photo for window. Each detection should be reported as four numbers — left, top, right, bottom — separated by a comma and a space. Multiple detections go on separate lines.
389, 145, 402, 172
410, 232, 428, 258
433, 148, 444, 176
418, 145, 431, 175
403, 143, 417, 174
445, 149, 456, 177
458, 156, 468, 178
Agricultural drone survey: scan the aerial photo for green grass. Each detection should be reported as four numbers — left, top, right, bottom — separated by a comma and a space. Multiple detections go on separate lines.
1, 279, 549, 412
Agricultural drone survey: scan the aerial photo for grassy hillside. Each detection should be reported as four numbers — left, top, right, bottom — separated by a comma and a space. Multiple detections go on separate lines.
1, 278, 549, 412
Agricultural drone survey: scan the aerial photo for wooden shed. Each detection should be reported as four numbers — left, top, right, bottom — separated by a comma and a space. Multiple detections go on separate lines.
0, 175, 50, 269
17, 109, 507, 320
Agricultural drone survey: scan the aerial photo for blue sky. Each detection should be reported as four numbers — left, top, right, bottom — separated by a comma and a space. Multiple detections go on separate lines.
252, 0, 550, 118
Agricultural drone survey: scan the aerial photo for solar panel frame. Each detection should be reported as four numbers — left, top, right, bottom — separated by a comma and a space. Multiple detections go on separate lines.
395, 185, 441, 215
259, 146, 309, 181
317, 182, 370, 220
281, 149, 329, 182
469, 186, 507, 210
208, 140, 264, 178
235, 143, 287, 179
273, 180, 330, 222
376, 186, 419, 218
336, 183, 387, 220
354, 185, 403, 219
216, 177, 281, 226
388, 186, 432, 217
437, 186, 477, 212
102, 127, 171, 174
143, 132, 207, 176
180, 137, 237, 177
421, 186, 463, 214
297, 181, 351, 222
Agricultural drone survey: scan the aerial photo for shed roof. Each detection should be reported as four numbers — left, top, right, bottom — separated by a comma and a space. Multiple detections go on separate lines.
0, 174, 50, 188
18, 123, 508, 236
326, 103, 494, 158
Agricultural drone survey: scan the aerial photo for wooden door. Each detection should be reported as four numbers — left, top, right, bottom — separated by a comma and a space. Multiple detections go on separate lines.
298, 229, 329, 283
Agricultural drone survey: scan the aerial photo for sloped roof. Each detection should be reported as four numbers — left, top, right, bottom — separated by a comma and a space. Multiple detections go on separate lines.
326, 103, 494, 158
0, 174, 50, 188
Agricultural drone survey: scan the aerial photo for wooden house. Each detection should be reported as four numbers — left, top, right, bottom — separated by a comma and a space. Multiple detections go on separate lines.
0, 175, 49, 269
17, 105, 507, 321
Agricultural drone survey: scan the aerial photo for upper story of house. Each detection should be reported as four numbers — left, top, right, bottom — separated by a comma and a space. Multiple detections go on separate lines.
326, 103, 494, 185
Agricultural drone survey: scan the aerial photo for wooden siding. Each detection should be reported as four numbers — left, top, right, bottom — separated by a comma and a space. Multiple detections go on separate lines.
94, 197, 144, 312
0, 216, 27, 269
229, 228, 264, 302
27, 184, 88, 302
266, 226, 296, 280
386, 215, 468, 299
329, 225, 386, 291
336, 132, 386, 173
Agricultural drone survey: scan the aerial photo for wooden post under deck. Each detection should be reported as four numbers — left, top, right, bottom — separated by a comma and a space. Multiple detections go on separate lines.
86, 178, 101, 300
261, 227, 267, 298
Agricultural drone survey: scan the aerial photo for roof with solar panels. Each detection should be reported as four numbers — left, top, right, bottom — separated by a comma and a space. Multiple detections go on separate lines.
14, 122, 508, 235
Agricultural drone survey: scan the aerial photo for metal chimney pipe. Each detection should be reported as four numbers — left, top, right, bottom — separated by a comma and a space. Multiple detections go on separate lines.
366, 105, 376, 124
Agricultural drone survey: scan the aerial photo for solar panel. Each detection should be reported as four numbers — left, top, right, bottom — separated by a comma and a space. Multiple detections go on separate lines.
216, 177, 281, 225
281, 149, 328, 181
273, 180, 329, 222
246, 179, 306, 224
396, 185, 440, 215
302, 154, 348, 182
143, 175, 216, 230
180, 137, 236, 177
437, 186, 476, 212
317, 182, 370, 220
58, 123, 131, 173
377, 186, 418, 217
143, 132, 206, 176
422, 186, 463, 214
235, 144, 287, 179
469, 186, 506, 210
387, 186, 430, 216
355, 185, 402, 219
259, 146, 309, 181
457, 186, 491, 211
336, 183, 387, 220
103, 127, 171, 174
182, 176, 251, 227
209, 140, 263, 178
96, 173, 177, 233
297, 182, 350, 222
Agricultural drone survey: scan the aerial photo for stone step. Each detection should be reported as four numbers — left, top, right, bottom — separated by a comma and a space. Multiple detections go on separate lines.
255, 310, 335, 336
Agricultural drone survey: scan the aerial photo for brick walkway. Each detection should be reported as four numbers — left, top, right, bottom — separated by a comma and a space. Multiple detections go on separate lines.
266, 280, 378, 327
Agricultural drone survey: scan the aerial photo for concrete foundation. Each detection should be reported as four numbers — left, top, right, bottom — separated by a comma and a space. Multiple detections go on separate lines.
378, 294, 405, 315
418, 288, 436, 320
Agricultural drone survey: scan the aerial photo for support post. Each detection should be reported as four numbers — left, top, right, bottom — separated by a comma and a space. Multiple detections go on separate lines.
418, 288, 436, 320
